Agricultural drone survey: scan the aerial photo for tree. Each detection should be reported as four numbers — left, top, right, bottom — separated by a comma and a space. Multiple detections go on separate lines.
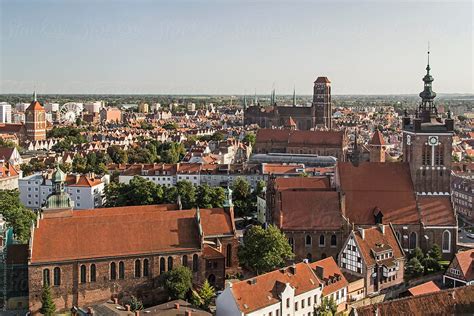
107, 145, 128, 164
198, 280, 215, 310
72, 155, 87, 174
315, 296, 337, 316
162, 122, 178, 130
422, 256, 441, 274
210, 187, 226, 208
162, 266, 193, 300
243, 132, 256, 147
210, 131, 225, 142
129, 295, 143, 312
428, 244, 442, 262
40, 284, 56, 316
177, 181, 196, 209
411, 247, 424, 261
0, 190, 36, 243
232, 177, 254, 217
238, 225, 294, 274
406, 257, 423, 277
197, 184, 214, 208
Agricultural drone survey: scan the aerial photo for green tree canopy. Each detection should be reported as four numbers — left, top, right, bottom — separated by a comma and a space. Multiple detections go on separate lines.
232, 177, 255, 217
406, 257, 423, 277
162, 266, 193, 300
0, 190, 36, 243
198, 280, 215, 311
238, 225, 294, 274
177, 180, 197, 209
427, 244, 442, 261
107, 145, 128, 164
315, 296, 337, 316
243, 132, 256, 147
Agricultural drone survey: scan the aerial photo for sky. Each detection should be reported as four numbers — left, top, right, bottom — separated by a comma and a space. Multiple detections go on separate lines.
0, 0, 472, 95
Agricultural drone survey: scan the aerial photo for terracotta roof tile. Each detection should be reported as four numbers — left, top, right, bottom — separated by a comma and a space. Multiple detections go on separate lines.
418, 196, 456, 226
275, 177, 331, 190
454, 249, 474, 281
408, 281, 440, 296
309, 257, 348, 296
369, 130, 385, 146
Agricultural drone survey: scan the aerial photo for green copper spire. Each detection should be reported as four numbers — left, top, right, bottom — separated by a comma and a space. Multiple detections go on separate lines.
418, 47, 437, 122
243, 94, 248, 110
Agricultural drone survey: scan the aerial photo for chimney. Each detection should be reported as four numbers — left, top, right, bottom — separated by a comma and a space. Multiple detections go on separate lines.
289, 264, 296, 275
379, 224, 385, 235
135, 311, 140, 316
174, 303, 180, 310
315, 266, 324, 280
358, 227, 365, 239
125, 304, 131, 312
87, 307, 94, 315
113, 297, 118, 304
185, 311, 192, 316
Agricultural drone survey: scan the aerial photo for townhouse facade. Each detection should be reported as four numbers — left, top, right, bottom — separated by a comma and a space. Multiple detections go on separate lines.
443, 249, 474, 288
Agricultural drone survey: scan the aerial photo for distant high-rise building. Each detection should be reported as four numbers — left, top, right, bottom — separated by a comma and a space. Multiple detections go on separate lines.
24, 92, 46, 141
0, 102, 12, 123
402, 51, 454, 195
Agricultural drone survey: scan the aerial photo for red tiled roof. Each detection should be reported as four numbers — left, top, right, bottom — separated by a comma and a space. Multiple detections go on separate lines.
256, 129, 345, 147
418, 196, 456, 226
454, 249, 474, 282
408, 281, 440, 296
202, 245, 224, 259
353, 225, 404, 267
310, 257, 348, 296
315, 77, 331, 84
275, 177, 331, 190
65, 175, 103, 187
280, 190, 343, 230
26, 101, 45, 112
229, 262, 321, 313
31, 206, 233, 264
338, 162, 419, 225
369, 130, 385, 146
356, 285, 474, 316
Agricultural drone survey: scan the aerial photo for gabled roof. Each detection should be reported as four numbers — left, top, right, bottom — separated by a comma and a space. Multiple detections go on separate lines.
353, 225, 404, 267
369, 130, 385, 146
337, 162, 419, 225
309, 257, 348, 296
26, 101, 44, 112
315, 77, 331, 84
275, 177, 331, 191
229, 262, 321, 313
31, 206, 233, 264
452, 249, 474, 281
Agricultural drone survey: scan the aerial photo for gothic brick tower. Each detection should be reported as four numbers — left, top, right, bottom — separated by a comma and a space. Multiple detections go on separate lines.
25, 92, 46, 141
369, 129, 386, 162
313, 77, 332, 129
402, 51, 454, 195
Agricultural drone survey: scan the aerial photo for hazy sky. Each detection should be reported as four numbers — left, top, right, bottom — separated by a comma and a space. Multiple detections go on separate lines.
1, 0, 472, 95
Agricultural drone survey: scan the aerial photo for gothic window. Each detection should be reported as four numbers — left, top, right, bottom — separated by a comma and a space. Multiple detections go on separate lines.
226, 244, 232, 267
143, 259, 149, 277
409, 232, 417, 249
192, 254, 199, 272
118, 261, 125, 279
90, 264, 96, 282
435, 144, 444, 166
182, 255, 188, 267
53, 267, 61, 286
80, 265, 87, 283
422, 144, 432, 166
288, 237, 294, 251
110, 262, 117, 280
135, 259, 141, 278
167, 257, 173, 271
305, 235, 312, 246
160, 257, 166, 274
331, 234, 337, 247
319, 234, 325, 247
43, 269, 50, 286
442, 230, 451, 253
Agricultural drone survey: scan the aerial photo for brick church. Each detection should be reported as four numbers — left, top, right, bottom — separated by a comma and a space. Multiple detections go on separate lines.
244, 77, 333, 130
266, 53, 457, 265
28, 167, 238, 313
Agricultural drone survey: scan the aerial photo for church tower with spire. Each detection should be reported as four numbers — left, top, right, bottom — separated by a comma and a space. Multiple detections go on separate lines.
402, 51, 454, 195
25, 91, 46, 141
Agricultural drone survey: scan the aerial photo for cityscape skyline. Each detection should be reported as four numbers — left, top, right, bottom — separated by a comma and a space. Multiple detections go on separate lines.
1, 0, 473, 95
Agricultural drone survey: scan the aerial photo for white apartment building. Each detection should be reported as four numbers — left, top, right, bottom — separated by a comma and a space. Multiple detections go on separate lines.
19, 172, 109, 210
0, 102, 12, 123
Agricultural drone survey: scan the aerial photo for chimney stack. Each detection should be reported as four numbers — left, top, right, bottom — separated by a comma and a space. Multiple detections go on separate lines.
378, 224, 385, 235
315, 265, 324, 280
125, 305, 131, 312
185, 311, 192, 316
358, 227, 365, 239
174, 303, 180, 310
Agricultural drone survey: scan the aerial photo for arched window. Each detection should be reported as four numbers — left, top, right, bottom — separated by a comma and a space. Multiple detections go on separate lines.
119, 261, 125, 279
110, 262, 117, 280
142, 259, 149, 277
43, 269, 50, 286
226, 244, 232, 267
409, 232, 417, 249
319, 234, 325, 247
192, 254, 199, 272
90, 264, 96, 282
305, 235, 312, 246
331, 234, 337, 247
160, 257, 166, 274
442, 230, 451, 253
80, 265, 87, 283
167, 257, 173, 271
182, 255, 188, 267
53, 267, 61, 286
135, 259, 141, 278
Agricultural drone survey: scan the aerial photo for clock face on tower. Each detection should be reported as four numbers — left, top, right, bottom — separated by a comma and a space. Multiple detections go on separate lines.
428, 136, 439, 146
